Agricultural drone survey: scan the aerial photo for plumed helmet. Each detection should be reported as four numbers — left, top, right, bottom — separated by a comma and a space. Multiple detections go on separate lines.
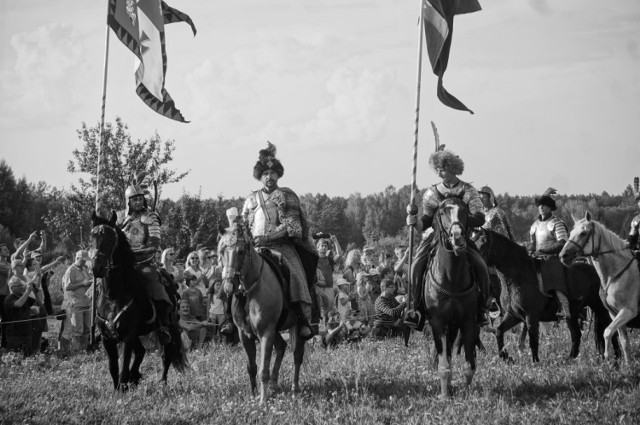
253, 142, 284, 180
125, 184, 145, 199
535, 187, 558, 211
478, 185, 497, 208
428, 150, 464, 175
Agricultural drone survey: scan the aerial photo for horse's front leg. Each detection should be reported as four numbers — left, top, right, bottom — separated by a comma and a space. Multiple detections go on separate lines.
240, 331, 258, 396
496, 312, 520, 362
119, 338, 135, 391
566, 316, 582, 359
258, 330, 276, 404
130, 338, 146, 386
103, 338, 120, 390
461, 321, 477, 389
604, 309, 636, 363
291, 325, 305, 393
270, 331, 287, 391
525, 318, 540, 363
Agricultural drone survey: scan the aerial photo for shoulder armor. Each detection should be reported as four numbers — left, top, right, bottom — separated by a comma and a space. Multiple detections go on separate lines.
529, 221, 538, 235
244, 192, 259, 209
546, 216, 562, 232
140, 210, 159, 225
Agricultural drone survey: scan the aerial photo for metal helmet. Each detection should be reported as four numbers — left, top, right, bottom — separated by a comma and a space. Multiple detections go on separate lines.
125, 184, 145, 200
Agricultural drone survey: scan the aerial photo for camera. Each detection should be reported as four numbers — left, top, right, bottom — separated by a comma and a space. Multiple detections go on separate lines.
313, 232, 332, 240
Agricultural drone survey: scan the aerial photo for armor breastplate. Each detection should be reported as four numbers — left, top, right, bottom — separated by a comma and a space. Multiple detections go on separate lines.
251, 193, 279, 236
532, 219, 557, 252
122, 214, 147, 249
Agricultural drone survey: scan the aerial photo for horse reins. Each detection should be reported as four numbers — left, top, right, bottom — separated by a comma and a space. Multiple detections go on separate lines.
93, 224, 120, 274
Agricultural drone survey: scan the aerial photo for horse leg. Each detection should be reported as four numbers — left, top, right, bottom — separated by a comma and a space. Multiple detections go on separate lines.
526, 319, 540, 363
270, 331, 287, 391
566, 315, 582, 359
240, 332, 258, 397
617, 326, 631, 365
462, 322, 477, 390
119, 339, 134, 391
258, 331, 276, 404
604, 309, 636, 363
103, 339, 120, 390
518, 324, 528, 351
291, 326, 305, 393
435, 330, 451, 400
130, 338, 145, 386
496, 312, 520, 362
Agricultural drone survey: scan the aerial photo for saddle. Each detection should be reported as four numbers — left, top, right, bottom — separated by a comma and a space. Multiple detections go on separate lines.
532, 255, 570, 298
257, 248, 292, 329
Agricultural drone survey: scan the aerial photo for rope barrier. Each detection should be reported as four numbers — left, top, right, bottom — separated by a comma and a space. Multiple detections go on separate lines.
0, 306, 92, 326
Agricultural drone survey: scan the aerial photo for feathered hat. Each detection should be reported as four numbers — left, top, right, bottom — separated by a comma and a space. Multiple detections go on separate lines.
535, 187, 558, 211
478, 185, 497, 208
634, 177, 640, 201
253, 142, 284, 180
428, 149, 464, 175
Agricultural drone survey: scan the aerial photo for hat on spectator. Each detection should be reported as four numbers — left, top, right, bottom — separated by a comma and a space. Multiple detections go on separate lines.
362, 245, 375, 253
75, 250, 89, 260
9, 276, 26, 293
336, 278, 350, 287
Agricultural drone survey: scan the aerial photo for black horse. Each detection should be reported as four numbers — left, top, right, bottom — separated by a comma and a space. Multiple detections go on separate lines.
91, 212, 188, 390
473, 228, 614, 362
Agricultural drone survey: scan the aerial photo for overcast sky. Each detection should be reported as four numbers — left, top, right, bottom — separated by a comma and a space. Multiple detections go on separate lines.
1, 0, 639, 201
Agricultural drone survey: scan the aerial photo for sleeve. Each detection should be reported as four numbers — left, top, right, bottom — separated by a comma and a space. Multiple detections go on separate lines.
146, 212, 161, 249
529, 223, 537, 252
630, 216, 640, 236
464, 184, 485, 227
553, 219, 569, 243
276, 190, 303, 238
242, 194, 257, 224
421, 187, 440, 219
375, 297, 406, 319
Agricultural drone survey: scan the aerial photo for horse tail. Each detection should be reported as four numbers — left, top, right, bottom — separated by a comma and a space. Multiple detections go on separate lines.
164, 324, 190, 373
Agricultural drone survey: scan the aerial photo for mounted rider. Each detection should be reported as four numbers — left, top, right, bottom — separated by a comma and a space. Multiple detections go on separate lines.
528, 187, 571, 319
116, 183, 173, 344
404, 149, 491, 329
627, 177, 640, 255
241, 142, 318, 338
479, 185, 515, 241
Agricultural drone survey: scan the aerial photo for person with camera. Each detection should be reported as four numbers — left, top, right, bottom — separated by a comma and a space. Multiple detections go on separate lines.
4, 260, 43, 355
60, 250, 93, 352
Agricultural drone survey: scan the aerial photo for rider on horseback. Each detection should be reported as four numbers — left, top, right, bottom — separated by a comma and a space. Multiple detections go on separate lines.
404, 149, 491, 329
627, 177, 640, 256
241, 142, 317, 339
116, 184, 173, 345
528, 188, 571, 319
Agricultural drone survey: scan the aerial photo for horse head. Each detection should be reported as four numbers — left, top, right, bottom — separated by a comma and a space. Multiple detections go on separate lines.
91, 210, 119, 278
560, 211, 594, 265
435, 196, 469, 255
217, 217, 253, 293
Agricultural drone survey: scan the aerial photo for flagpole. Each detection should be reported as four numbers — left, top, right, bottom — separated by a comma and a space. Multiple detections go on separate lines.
406, 0, 425, 313
90, 2, 111, 350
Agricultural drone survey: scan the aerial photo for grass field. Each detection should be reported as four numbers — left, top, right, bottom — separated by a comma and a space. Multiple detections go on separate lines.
1, 321, 639, 425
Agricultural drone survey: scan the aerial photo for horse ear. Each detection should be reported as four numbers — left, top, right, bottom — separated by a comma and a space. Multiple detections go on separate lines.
585, 211, 592, 222
109, 211, 117, 226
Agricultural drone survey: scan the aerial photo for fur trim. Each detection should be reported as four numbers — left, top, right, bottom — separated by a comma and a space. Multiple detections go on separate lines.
428, 150, 464, 175
253, 141, 284, 180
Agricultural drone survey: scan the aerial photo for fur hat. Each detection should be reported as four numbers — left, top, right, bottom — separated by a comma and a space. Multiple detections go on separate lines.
428, 150, 464, 175
535, 187, 558, 211
253, 142, 284, 180
478, 185, 497, 208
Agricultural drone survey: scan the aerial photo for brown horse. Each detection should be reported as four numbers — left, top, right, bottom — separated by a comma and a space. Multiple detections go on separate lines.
474, 227, 613, 362
423, 197, 478, 398
217, 219, 308, 404
560, 212, 640, 363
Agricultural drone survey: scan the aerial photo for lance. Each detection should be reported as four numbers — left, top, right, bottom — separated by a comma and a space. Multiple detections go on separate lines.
405, 0, 426, 312
90, 2, 112, 350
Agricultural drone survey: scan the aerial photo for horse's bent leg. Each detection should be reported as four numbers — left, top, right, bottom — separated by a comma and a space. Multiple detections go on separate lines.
496, 313, 520, 362
258, 331, 276, 404
240, 332, 258, 396
604, 309, 636, 363
130, 338, 146, 385
103, 339, 120, 390
270, 332, 287, 390
291, 326, 305, 393
526, 319, 540, 363
566, 316, 582, 359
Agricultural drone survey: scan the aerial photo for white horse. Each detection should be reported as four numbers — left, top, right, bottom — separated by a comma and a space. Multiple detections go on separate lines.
560, 212, 640, 363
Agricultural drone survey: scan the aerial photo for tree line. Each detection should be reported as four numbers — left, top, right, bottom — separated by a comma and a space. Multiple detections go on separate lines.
1, 119, 637, 260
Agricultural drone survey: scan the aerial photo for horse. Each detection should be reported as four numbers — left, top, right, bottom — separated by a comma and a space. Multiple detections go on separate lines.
473, 227, 613, 362
91, 212, 188, 390
422, 197, 478, 399
560, 211, 640, 363
217, 219, 310, 404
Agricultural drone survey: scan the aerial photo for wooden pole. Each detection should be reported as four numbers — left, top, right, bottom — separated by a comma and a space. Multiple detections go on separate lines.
406, 0, 426, 311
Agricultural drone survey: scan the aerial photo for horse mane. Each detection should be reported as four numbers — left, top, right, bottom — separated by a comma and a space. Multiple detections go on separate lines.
485, 229, 531, 265
588, 219, 628, 251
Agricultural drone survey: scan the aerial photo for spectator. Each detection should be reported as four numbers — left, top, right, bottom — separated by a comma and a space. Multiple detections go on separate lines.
393, 245, 410, 292
161, 248, 183, 288
343, 310, 370, 342
178, 299, 212, 350
207, 280, 226, 343
335, 278, 356, 319
355, 271, 374, 325
315, 236, 342, 325
368, 268, 382, 303
314, 268, 333, 330
0, 243, 11, 348
11, 231, 40, 262
372, 279, 407, 339
361, 245, 378, 272
182, 266, 206, 321
342, 249, 362, 285
319, 309, 346, 348
4, 260, 42, 356
60, 250, 92, 352
184, 251, 208, 299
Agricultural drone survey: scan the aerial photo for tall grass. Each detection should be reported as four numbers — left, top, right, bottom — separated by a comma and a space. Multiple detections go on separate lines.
1, 323, 638, 424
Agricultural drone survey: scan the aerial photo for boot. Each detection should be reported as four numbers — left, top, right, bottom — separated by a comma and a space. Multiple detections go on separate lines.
295, 302, 314, 340
155, 302, 172, 345
555, 290, 571, 319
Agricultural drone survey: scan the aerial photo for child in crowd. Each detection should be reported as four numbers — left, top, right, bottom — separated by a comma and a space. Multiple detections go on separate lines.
182, 272, 206, 321
207, 281, 226, 342
335, 278, 356, 320
343, 310, 370, 342
178, 299, 212, 350
355, 272, 374, 325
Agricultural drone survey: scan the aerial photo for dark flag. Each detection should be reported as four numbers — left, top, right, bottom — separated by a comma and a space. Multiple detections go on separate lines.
423, 0, 481, 114
108, 0, 196, 122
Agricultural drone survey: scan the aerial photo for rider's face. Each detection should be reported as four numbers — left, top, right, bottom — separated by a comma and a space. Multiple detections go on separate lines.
437, 168, 456, 184
129, 195, 144, 212
538, 204, 551, 217
480, 193, 492, 209
261, 170, 279, 190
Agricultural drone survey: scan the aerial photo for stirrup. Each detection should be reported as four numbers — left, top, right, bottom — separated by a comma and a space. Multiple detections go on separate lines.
404, 310, 422, 329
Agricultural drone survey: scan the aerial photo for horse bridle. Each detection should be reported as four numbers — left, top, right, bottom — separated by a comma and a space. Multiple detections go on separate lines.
92, 224, 119, 273
222, 228, 263, 294
435, 201, 468, 252
564, 222, 617, 259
